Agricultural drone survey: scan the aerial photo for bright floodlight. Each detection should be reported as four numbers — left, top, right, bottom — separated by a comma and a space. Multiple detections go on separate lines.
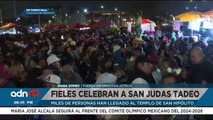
84, 9, 88, 13
16, 17, 20, 21
101, 5, 104, 9
115, 8, 118, 11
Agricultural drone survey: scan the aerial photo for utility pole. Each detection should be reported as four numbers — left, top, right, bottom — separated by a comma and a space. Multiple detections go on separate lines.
59, 8, 62, 24
38, 14, 41, 27
13, 0, 17, 19
37, 5, 41, 27
0, 9, 3, 25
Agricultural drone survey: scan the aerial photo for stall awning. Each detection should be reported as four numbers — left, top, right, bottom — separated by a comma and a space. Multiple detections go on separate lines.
175, 11, 202, 22
0, 23, 15, 30
201, 10, 213, 18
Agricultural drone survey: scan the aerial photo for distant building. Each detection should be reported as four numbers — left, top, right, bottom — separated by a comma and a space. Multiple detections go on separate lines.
87, 10, 128, 26
68, 12, 85, 25
0, 8, 3, 25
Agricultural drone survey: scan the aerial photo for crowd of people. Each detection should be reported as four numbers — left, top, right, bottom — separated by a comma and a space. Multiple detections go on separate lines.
0, 27, 213, 120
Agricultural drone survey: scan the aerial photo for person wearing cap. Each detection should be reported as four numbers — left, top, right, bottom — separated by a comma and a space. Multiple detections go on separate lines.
128, 54, 157, 85
128, 54, 158, 120
61, 64, 84, 84
43, 74, 61, 88
132, 37, 144, 49
40, 74, 70, 120
46, 54, 61, 76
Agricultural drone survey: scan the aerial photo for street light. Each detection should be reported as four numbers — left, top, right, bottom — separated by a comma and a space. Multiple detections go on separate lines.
115, 8, 118, 11
84, 9, 88, 13
48, 20, 52, 24
16, 17, 20, 21
101, 5, 104, 9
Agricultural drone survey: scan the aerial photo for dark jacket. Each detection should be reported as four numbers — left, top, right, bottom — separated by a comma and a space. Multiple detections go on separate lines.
187, 59, 213, 84
128, 68, 156, 85
48, 65, 61, 76
113, 50, 127, 69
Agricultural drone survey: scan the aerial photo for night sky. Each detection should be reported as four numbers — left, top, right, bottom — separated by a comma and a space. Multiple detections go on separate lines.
0, 0, 213, 20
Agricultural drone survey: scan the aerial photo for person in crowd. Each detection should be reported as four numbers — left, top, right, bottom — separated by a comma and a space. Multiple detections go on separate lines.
206, 43, 213, 62
167, 47, 183, 66
10, 61, 27, 88
161, 58, 177, 75
61, 64, 84, 84
124, 50, 136, 73
158, 39, 168, 66
87, 41, 104, 67
61, 46, 76, 66
113, 42, 127, 69
162, 73, 177, 84
95, 56, 117, 84
178, 42, 189, 66
132, 37, 144, 49
46, 54, 61, 76
24, 47, 37, 71
170, 31, 176, 47
86, 41, 104, 84
27, 57, 46, 88
77, 51, 90, 81
152, 66, 162, 85
30, 74, 70, 120
128, 54, 157, 85
61, 41, 78, 66
0, 54, 13, 87
43, 74, 61, 88
187, 47, 213, 84
0, 25, 212, 119
133, 47, 145, 58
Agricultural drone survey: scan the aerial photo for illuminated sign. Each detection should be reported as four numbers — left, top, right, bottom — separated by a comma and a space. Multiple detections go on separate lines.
188, 20, 201, 31
173, 21, 180, 31
22, 8, 55, 15
203, 21, 213, 29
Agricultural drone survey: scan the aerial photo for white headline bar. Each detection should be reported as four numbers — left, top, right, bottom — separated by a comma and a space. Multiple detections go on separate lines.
0, 107, 212, 115
42, 88, 207, 100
